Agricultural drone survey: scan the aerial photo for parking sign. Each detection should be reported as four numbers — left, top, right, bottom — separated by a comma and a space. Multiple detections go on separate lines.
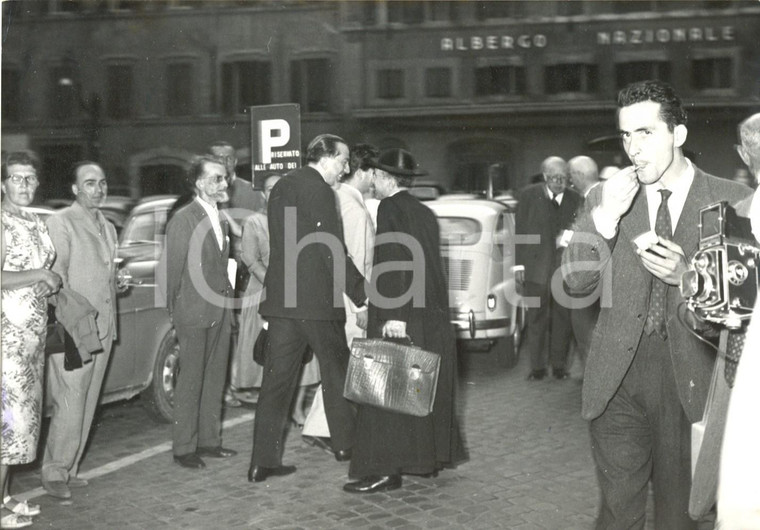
249, 104, 302, 189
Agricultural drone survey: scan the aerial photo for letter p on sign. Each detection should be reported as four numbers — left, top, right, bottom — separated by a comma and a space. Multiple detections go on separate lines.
258, 119, 290, 164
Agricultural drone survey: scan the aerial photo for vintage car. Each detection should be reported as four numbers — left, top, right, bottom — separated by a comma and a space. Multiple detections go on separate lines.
427, 197, 525, 368
45, 196, 179, 422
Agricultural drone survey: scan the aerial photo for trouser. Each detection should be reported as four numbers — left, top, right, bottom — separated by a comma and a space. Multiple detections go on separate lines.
523, 281, 573, 372
590, 332, 696, 530
251, 317, 356, 467
42, 335, 113, 483
173, 310, 232, 456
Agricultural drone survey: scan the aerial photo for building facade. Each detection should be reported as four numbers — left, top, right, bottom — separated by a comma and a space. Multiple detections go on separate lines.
2, 0, 759, 201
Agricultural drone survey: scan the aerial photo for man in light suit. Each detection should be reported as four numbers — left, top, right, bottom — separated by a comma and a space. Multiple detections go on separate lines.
163, 155, 237, 469
515, 156, 582, 381
43, 162, 118, 499
249, 134, 367, 483
561, 80, 751, 528
717, 112, 760, 528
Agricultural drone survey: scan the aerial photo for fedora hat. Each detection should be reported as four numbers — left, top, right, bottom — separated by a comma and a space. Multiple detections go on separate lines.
369, 148, 428, 177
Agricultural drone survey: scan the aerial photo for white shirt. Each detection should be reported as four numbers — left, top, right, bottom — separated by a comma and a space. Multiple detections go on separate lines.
195, 196, 224, 250
593, 159, 695, 239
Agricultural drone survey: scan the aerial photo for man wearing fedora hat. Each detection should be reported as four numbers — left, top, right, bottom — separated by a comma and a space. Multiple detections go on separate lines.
345, 148, 465, 494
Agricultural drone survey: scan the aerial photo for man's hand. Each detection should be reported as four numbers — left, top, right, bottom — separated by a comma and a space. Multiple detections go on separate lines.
598, 166, 640, 222
382, 320, 407, 339
636, 237, 689, 286
356, 309, 368, 331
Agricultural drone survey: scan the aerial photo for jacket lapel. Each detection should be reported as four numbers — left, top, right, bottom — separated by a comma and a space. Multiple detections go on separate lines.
674, 168, 710, 258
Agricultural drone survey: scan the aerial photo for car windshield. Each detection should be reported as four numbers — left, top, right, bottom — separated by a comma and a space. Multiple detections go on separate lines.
121, 210, 168, 245
437, 217, 482, 246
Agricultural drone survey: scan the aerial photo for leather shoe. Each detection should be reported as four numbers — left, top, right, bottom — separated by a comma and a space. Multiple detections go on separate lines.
552, 368, 569, 380
67, 476, 89, 488
343, 474, 402, 493
526, 369, 547, 381
173, 453, 206, 469
334, 449, 352, 462
248, 464, 297, 483
196, 446, 237, 458
42, 479, 71, 499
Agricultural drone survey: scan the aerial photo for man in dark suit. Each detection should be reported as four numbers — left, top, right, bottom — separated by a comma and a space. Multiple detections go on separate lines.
567, 155, 601, 370
163, 155, 237, 469
561, 80, 751, 528
249, 134, 367, 483
515, 156, 582, 381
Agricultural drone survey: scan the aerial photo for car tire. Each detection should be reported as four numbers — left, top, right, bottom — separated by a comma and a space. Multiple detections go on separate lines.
141, 328, 179, 423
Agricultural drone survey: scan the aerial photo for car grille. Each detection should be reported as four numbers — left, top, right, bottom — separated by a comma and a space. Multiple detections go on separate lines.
442, 257, 473, 291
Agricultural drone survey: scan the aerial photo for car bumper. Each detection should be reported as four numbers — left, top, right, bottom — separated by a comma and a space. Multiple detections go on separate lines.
451, 310, 510, 339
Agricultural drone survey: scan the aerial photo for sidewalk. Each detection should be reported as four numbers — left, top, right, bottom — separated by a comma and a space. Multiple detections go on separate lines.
13, 351, 600, 529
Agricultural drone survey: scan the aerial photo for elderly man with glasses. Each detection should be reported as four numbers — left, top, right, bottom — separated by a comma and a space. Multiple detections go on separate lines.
515, 156, 583, 381
161, 154, 238, 470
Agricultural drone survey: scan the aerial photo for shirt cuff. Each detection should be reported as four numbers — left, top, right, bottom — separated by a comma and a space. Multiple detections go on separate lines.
592, 207, 620, 240
511, 265, 525, 273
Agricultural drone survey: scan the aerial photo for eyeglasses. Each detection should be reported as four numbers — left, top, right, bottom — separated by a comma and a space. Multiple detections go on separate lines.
546, 175, 569, 183
204, 175, 227, 184
7, 174, 39, 186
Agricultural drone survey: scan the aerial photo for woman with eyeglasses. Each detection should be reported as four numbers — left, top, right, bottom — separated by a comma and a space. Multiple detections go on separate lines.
1, 152, 61, 528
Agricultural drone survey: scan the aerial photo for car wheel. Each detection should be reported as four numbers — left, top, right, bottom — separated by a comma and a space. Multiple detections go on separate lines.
141, 328, 178, 423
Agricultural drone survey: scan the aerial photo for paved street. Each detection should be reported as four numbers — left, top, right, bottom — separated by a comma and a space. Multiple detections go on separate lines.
12, 351, 610, 529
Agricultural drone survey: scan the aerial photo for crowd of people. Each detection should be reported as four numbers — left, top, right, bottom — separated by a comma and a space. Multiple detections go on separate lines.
2, 79, 759, 529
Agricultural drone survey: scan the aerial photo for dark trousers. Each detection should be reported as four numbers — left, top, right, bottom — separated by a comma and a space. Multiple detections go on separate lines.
590, 332, 696, 530
251, 317, 356, 467
523, 281, 572, 372
173, 310, 232, 456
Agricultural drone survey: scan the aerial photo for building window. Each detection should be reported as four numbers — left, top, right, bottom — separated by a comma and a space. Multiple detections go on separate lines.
425, 67, 451, 98
106, 64, 133, 120
475, 65, 526, 96
50, 65, 76, 121
430, 1, 460, 22
377, 69, 404, 100
291, 58, 331, 113
346, 1, 376, 25
387, 1, 424, 24
615, 61, 671, 89
475, 1, 524, 20
692, 57, 733, 90
545, 63, 598, 94
2, 68, 21, 122
166, 63, 193, 116
222, 60, 271, 115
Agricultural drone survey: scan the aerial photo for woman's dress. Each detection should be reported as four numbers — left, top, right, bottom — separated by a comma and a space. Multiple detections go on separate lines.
234, 212, 319, 388
1, 209, 56, 464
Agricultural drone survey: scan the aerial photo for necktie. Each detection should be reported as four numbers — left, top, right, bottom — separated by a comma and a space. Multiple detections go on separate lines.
644, 189, 672, 339
724, 330, 746, 388
551, 193, 560, 209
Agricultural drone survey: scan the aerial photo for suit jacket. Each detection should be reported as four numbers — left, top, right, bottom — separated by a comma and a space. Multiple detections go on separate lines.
561, 166, 751, 423
259, 165, 366, 321
163, 199, 233, 328
515, 183, 583, 286
47, 201, 118, 342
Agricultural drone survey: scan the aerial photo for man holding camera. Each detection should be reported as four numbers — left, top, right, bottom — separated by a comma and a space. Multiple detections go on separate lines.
717, 112, 760, 529
561, 80, 750, 528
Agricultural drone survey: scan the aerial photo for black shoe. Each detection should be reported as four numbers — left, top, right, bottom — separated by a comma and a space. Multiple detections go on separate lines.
174, 453, 206, 469
248, 464, 297, 483
334, 449, 352, 462
302, 435, 333, 454
343, 475, 402, 494
552, 369, 569, 380
526, 369, 547, 381
196, 446, 237, 458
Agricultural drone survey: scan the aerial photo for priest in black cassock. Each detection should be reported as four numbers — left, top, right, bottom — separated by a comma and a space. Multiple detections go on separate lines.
344, 148, 467, 494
